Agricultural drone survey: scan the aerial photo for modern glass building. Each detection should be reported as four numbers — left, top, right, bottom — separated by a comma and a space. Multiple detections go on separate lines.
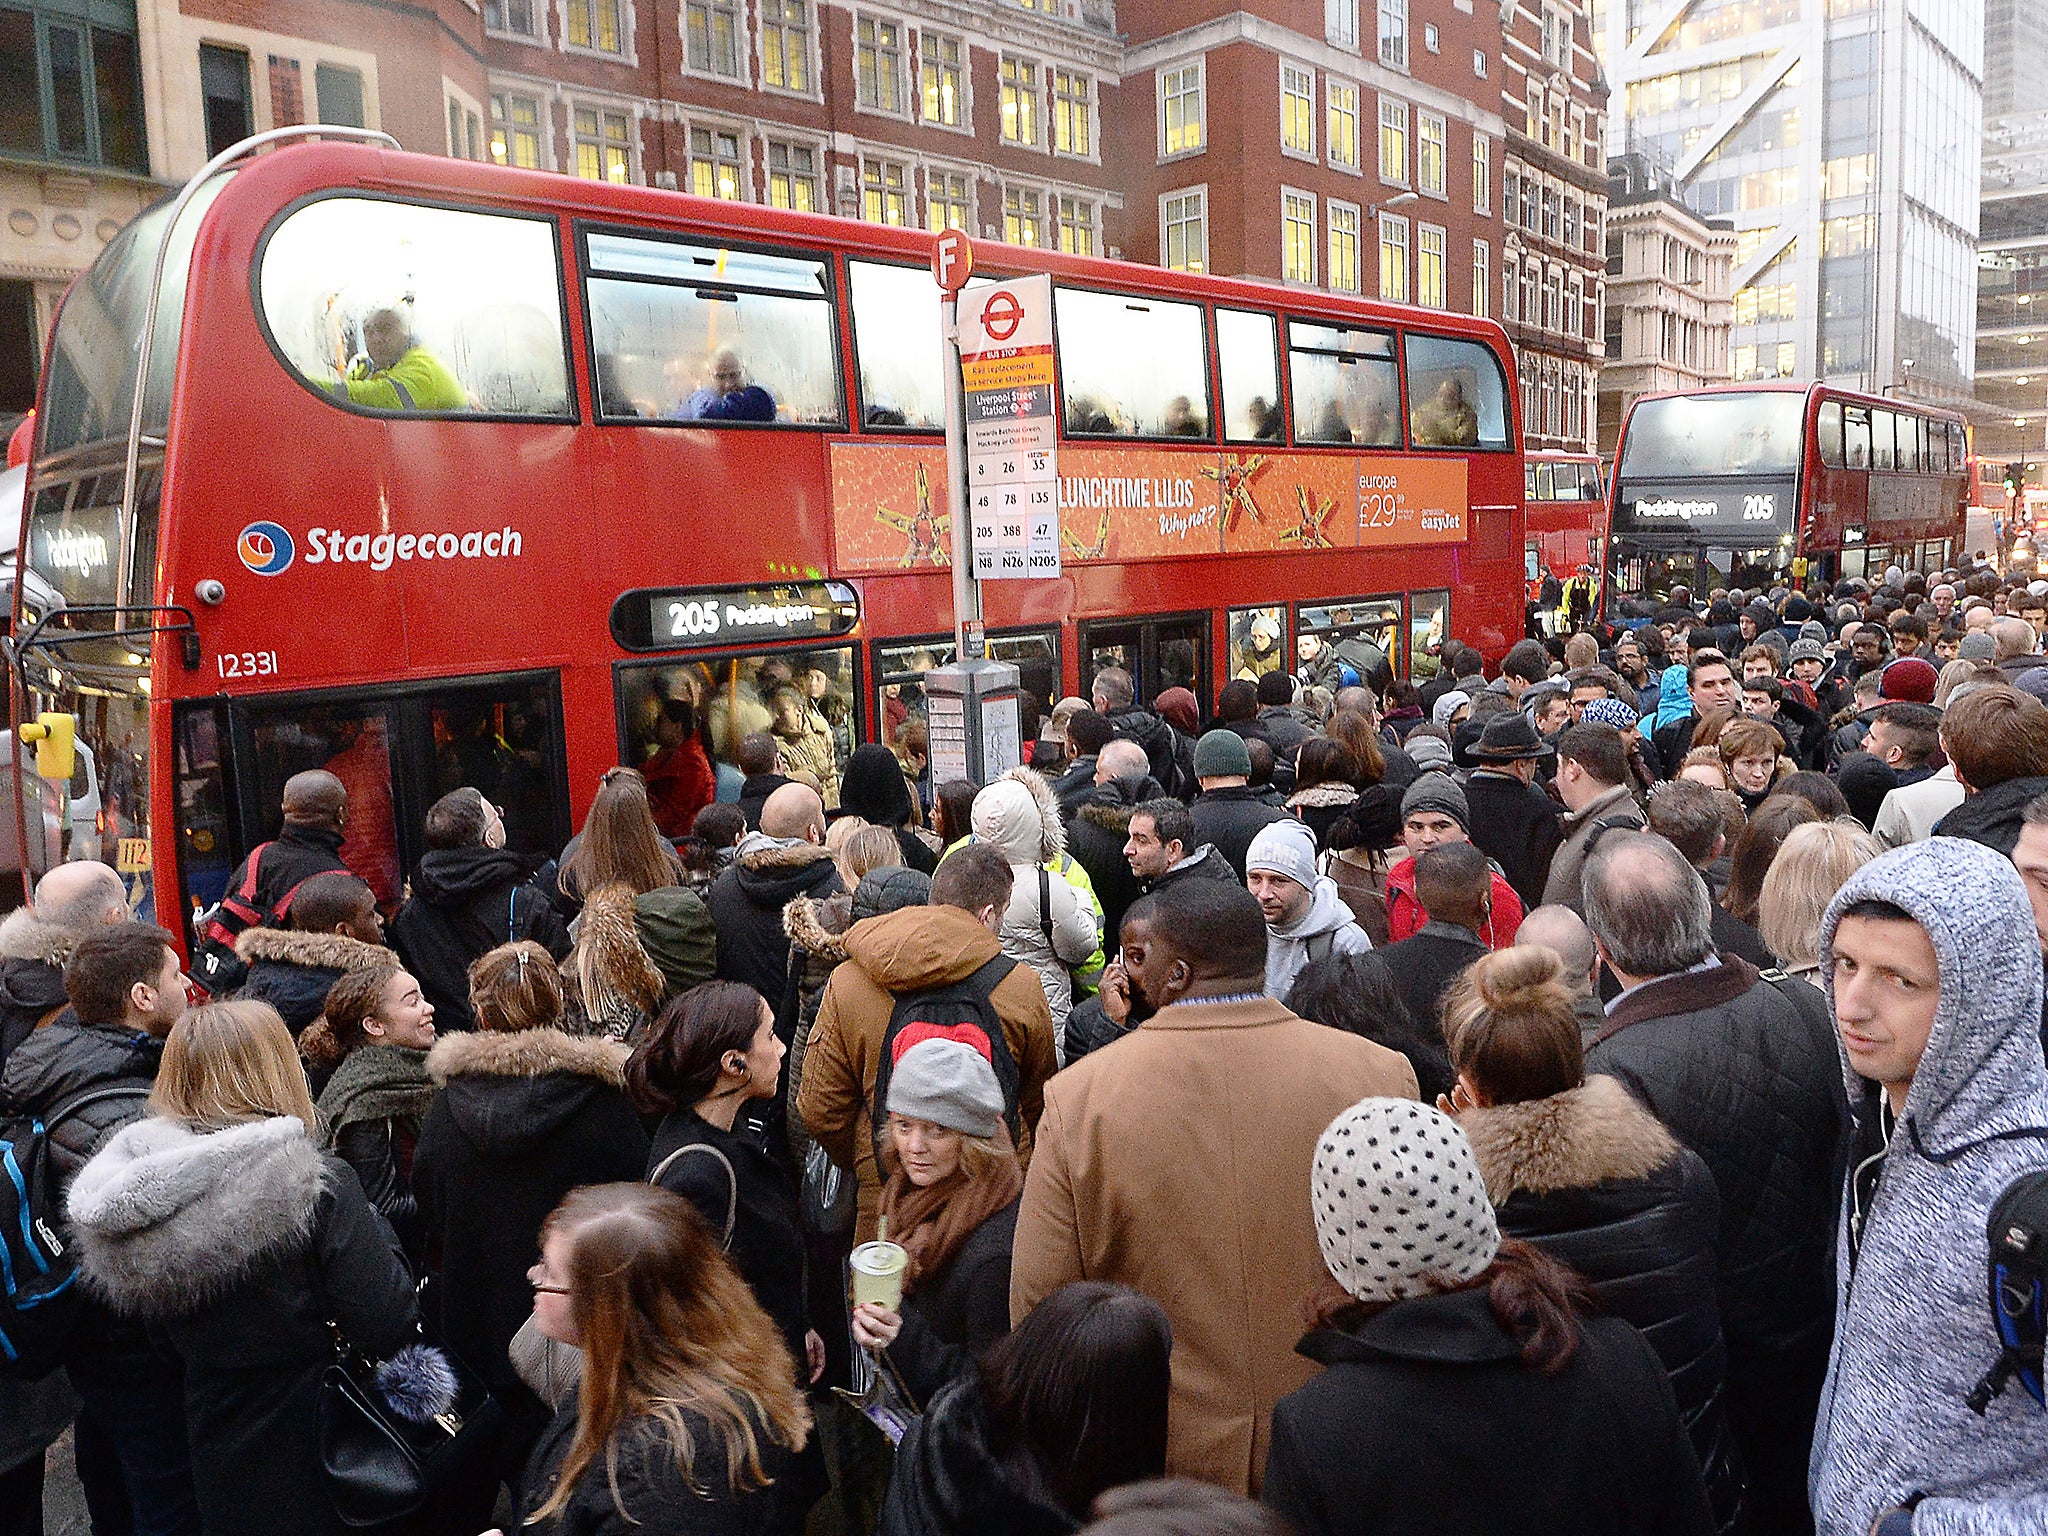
1974, 0, 2048, 463
1592, 0, 1981, 404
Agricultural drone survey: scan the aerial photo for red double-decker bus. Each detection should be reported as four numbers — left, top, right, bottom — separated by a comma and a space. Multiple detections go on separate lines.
1606, 383, 1968, 609
17, 138, 1524, 934
1523, 450, 1606, 615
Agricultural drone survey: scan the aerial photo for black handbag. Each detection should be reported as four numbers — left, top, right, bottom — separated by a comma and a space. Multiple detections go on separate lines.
318, 1338, 497, 1527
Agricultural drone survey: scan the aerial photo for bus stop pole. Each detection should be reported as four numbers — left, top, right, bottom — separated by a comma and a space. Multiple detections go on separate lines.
940, 293, 983, 662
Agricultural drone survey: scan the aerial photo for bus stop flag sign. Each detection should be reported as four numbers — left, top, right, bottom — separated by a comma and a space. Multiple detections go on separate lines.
958, 274, 1059, 580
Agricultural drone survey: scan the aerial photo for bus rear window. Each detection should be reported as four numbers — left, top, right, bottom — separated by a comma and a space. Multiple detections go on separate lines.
259, 196, 572, 417
1818, 401, 1844, 467
1404, 334, 1510, 449
1618, 392, 1805, 478
1289, 322, 1399, 446
585, 233, 844, 426
849, 260, 941, 429
1055, 288, 1210, 439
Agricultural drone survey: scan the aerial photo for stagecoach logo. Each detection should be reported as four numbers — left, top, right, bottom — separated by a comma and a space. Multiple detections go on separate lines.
237, 521, 295, 575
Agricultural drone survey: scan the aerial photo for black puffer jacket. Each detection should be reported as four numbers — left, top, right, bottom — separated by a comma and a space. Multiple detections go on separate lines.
878, 1373, 1077, 1536
889, 1201, 1017, 1407
1462, 770, 1565, 912
0, 908, 85, 1068
1585, 956, 1841, 1534
1189, 787, 1287, 880
1933, 774, 2048, 857
393, 845, 571, 1032
1062, 994, 1133, 1065
1460, 1077, 1744, 1534
1105, 707, 1187, 800
235, 927, 394, 1037
1064, 776, 1161, 952
709, 836, 845, 1013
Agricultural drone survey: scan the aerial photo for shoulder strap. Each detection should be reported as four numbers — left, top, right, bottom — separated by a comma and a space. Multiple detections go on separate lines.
387, 375, 417, 411
649, 1141, 738, 1251
961, 952, 1017, 1007
1038, 867, 1054, 950
1305, 930, 1335, 966
39, 1083, 150, 1134
238, 843, 274, 904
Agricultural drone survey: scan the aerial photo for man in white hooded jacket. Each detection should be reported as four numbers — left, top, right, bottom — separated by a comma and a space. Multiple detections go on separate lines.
1810, 836, 2048, 1536
1245, 819, 1370, 999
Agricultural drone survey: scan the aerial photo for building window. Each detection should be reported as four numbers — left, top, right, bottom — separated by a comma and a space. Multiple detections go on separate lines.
1056, 195, 1096, 254
1327, 81, 1359, 170
1565, 275, 1582, 335
574, 105, 632, 181
1424, 21, 1439, 51
1542, 5, 1571, 67
1160, 61, 1203, 156
921, 32, 962, 125
685, 0, 740, 76
1543, 267, 1561, 331
761, 0, 811, 91
1162, 187, 1206, 271
199, 44, 253, 158
863, 157, 910, 224
1473, 47, 1487, 77
566, 0, 624, 54
484, 0, 540, 36
490, 92, 542, 167
1472, 135, 1490, 212
1417, 110, 1445, 195
928, 169, 970, 229
1378, 0, 1407, 70
766, 140, 817, 209
1053, 69, 1091, 155
688, 125, 744, 199
1378, 96, 1407, 184
1378, 212, 1408, 300
1541, 186, 1559, 242
1327, 0, 1358, 50
313, 63, 364, 128
856, 18, 904, 112
1521, 263, 1538, 324
1281, 62, 1315, 157
1471, 238, 1489, 317
1001, 57, 1039, 146
1282, 189, 1316, 284
1416, 224, 1445, 307
1328, 201, 1360, 293
1003, 185, 1043, 246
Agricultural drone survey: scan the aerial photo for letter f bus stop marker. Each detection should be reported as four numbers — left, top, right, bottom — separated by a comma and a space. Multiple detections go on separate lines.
927, 232, 1055, 784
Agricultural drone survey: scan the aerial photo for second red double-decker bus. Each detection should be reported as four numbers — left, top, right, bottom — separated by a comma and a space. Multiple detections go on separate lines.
1523, 450, 1606, 627
1605, 383, 1968, 609
17, 139, 1525, 935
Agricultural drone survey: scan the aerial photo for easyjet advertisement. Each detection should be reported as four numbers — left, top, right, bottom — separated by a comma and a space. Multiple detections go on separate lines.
828, 443, 1467, 573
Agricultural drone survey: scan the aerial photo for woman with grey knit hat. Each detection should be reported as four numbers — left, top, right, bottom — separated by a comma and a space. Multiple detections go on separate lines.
1260, 1098, 1713, 1536
850, 1037, 1022, 1405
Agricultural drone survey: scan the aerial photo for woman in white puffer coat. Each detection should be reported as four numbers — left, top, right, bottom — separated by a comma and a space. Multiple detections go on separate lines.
968, 769, 1099, 1058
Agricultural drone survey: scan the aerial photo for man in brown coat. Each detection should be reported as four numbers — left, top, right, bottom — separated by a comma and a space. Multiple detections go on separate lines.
1010, 880, 1419, 1495
797, 844, 1057, 1242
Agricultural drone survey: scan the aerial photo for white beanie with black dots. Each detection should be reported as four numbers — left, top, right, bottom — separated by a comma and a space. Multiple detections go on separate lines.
1312, 1098, 1500, 1304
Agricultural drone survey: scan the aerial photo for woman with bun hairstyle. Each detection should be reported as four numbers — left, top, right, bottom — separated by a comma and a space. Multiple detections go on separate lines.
1260, 1098, 1713, 1536
849, 1038, 1024, 1405
1441, 948, 1743, 1533
517, 1183, 810, 1536
314, 963, 438, 1264
67, 1001, 421, 1536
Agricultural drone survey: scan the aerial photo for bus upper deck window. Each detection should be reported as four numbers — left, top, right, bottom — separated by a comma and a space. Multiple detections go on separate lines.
1053, 287, 1210, 439
1216, 309, 1281, 443
1871, 409, 1896, 471
258, 197, 572, 417
1403, 333, 1510, 449
1844, 405, 1871, 468
1288, 322, 1399, 446
849, 261, 941, 429
1818, 401, 1844, 468
1534, 462, 1556, 499
584, 233, 844, 427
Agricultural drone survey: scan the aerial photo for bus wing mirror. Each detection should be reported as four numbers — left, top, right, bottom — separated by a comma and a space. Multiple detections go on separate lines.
19, 713, 76, 784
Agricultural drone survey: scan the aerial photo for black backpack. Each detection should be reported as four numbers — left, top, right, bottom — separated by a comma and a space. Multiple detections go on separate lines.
0, 1084, 148, 1378
871, 955, 1024, 1168
1969, 1169, 2048, 1414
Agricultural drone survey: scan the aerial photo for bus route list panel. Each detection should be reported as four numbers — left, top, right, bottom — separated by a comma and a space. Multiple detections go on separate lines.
959, 275, 1060, 580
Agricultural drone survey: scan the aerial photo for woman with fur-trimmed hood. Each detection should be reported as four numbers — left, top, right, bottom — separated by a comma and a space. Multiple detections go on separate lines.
413, 940, 650, 1484
969, 769, 1101, 1047
66, 1000, 420, 1536
1445, 946, 1744, 1535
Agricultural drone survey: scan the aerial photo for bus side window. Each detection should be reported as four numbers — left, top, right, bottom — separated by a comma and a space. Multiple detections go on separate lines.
849, 260, 942, 429
1404, 333, 1511, 449
1217, 309, 1282, 443
1054, 288, 1211, 439
1844, 405, 1871, 468
1818, 401, 1844, 468
584, 234, 844, 427
1288, 322, 1399, 446
1535, 462, 1556, 499
1871, 409, 1895, 471
257, 196, 572, 417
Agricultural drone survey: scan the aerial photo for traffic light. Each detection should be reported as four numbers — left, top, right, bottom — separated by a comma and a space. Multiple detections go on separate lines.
2008, 462, 2027, 496
18, 712, 75, 784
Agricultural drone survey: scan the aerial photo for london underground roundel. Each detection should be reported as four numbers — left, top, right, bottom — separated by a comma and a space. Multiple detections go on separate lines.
237, 521, 294, 575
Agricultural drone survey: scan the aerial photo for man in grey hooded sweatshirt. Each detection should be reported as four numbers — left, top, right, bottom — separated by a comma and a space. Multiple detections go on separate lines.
1245, 819, 1370, 999
1810, 836, 2048, 1536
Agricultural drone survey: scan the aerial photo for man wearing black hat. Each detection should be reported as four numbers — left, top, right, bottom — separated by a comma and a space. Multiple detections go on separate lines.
1462, 712, 1564, 911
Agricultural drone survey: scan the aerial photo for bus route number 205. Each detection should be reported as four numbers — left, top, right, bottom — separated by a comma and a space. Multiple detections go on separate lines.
1741, 494, 1777, 521
217, 650, 279, 679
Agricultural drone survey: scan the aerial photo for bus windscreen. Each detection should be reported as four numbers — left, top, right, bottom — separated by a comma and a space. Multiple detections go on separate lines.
1617, 393, 1806, 479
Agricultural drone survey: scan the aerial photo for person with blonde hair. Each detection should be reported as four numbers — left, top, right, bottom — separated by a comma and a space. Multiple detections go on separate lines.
1755, 820, 1883, 982
415, 942, 650, 1515
67, 1001, 420, 1536
829, 819, 904, 891
517, 1184, 810, 1533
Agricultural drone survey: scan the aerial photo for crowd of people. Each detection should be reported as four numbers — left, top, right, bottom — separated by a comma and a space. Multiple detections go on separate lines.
4, 561, 2048, 1536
